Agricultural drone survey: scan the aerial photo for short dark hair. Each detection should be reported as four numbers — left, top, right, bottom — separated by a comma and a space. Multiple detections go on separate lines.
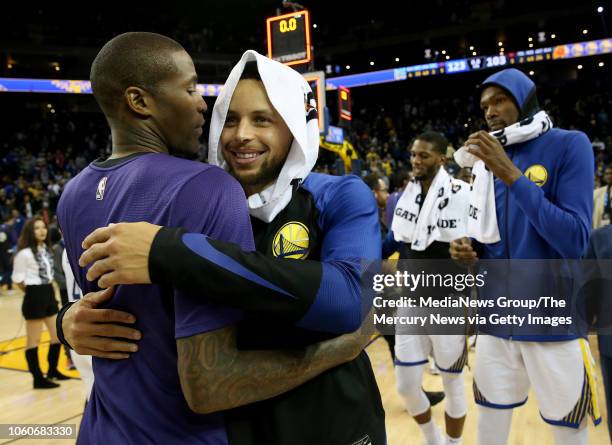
240, 61, 262, 81
364, 173, 383, 191
90, 32, 185, 118
414, 131, 448, 155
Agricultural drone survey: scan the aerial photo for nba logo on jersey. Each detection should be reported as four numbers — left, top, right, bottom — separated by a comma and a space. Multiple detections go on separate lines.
96, 177, 108, 200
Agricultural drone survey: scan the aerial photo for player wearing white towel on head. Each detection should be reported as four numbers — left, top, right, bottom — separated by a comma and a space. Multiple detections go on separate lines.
383, 131, 469, 445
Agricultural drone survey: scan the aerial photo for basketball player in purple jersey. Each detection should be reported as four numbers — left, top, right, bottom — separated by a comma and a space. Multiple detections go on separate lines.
57, 33, 370, 444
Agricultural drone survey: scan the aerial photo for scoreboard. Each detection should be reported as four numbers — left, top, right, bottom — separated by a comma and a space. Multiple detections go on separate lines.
338, 86, 352, 121
445, 55, 509, 74
326, 38, 612, 90
444, 53, 551, 75
266, 10, 312, 66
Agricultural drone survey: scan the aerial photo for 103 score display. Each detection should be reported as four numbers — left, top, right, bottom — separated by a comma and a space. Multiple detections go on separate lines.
446, 55, 508, 73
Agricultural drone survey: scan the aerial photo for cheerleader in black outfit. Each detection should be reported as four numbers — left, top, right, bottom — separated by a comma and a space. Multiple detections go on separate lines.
12, 217, 69, 389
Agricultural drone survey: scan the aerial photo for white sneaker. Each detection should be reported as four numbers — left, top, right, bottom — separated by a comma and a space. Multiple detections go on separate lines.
423, 425, 444, 445
421, 428, 444, 445
445, 435, 463, 445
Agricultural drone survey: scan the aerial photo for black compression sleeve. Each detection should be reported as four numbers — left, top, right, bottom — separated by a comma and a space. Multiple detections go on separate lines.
55, 301, 76, 349
149, 227, 322, 322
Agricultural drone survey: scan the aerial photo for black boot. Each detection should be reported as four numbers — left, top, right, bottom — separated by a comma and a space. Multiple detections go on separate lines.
47, 343, 70, 380
25, 347, 59, 389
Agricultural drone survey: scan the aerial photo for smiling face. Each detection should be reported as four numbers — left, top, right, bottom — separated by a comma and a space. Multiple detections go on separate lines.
220, 79, 294, 196
480, 85, 520, 131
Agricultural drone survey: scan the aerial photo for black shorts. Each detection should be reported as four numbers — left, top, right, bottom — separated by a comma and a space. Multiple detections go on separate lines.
22, 284, 58, 320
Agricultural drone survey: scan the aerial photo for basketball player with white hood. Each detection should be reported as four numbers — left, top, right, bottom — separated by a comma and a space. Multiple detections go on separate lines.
59, 51, 386, 444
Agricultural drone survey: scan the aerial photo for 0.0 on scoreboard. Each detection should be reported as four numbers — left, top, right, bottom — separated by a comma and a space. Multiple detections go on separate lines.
266, 10, 312, 66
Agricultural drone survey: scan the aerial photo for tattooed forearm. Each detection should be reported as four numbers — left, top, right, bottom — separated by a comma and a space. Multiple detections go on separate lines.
177, 325, 366, 414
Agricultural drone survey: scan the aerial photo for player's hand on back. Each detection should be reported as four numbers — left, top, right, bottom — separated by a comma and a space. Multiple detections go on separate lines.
79, 222, 162, 288
63, 287, 142, 359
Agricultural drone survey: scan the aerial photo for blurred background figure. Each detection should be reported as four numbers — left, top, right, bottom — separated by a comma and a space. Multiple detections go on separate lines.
11, 217, 70, 388
593, 164, 612, 229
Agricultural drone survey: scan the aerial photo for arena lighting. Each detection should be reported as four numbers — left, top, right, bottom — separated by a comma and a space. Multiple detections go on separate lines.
529, 43, 534, 48
3, 38, 610, 95
313, 23, 317, 28
528, 37, 533, 42
597, 6, 604, 13
578, 64, 583, 69
441, 50, 446, 54
395, 57, 400, 62
469, 45, 474, 50
370, 61, 374, 65
583, 29, 589, 34
498, 41, 503, 46
551, 34, 557, 39
529, 70, 535, 75
345, 65, 350, 69
599, 61, 605, 67
472, 51, 477, 56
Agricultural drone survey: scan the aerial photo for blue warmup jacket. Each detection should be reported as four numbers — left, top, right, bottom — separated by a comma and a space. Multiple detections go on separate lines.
479, 68, 594, 341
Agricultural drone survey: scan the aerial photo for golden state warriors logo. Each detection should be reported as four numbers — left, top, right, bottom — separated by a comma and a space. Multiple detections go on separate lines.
524, 164, 548, 187
273, 222, 310, 259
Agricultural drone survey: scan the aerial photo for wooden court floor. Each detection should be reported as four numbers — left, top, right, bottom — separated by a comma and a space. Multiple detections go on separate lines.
0, 291, 609, 444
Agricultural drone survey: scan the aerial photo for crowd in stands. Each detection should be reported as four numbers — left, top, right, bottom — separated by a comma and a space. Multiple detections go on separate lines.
315, 84, 612, 193
0, 110, 111, 290
1, 80, 610, 289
